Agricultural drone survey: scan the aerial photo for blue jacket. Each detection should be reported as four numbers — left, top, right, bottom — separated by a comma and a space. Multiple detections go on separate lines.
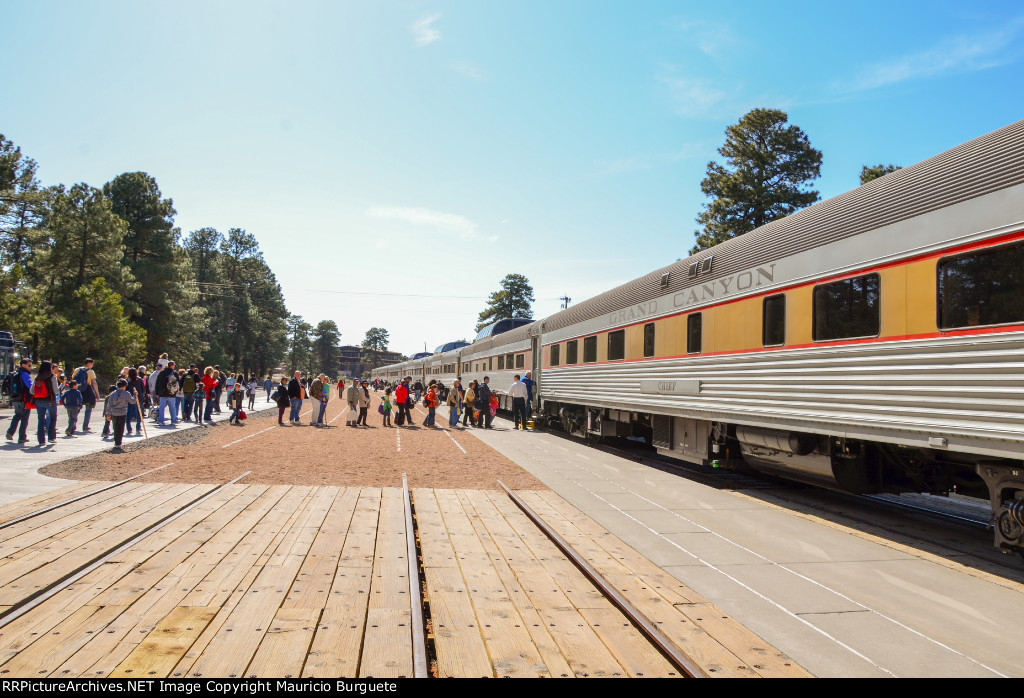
521, 376, 534, 402
61, 388, 84, 409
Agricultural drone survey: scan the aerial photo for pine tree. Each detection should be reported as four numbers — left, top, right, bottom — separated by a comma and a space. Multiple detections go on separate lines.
476, 274, 534, 332
692, 108, 822, 254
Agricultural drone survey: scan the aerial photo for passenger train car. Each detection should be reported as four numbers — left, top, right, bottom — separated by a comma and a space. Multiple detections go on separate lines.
375, 120, 1024, 556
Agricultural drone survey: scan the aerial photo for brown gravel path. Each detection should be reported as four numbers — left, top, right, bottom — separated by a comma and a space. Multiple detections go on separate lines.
40, 396, 545, 490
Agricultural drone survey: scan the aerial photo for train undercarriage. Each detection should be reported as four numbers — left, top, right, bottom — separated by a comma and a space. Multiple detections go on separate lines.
539, 400, 1024, 557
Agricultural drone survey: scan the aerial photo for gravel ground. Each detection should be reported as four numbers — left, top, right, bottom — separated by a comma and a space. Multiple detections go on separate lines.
40, 396, 546, 490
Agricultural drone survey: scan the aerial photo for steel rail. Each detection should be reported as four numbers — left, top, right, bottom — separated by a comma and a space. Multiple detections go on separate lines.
497, 479, 709, 678
403, 474, 429, 678
0, 461, 176, 532
0, 471, 252, 630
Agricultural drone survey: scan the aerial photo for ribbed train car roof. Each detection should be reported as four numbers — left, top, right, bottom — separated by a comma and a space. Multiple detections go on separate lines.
541, 118, 1024, 334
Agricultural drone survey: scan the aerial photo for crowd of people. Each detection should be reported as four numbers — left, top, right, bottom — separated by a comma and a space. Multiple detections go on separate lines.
4, 355, 276, 454
4, 355, 538, 454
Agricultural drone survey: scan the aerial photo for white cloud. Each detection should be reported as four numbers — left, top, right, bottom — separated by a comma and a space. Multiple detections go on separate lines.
412, 12, 441, 46
366, 205, 496, 241
841, 20, 1024, 93
677, 20, 738, 59
448, 60, 487, 81
659, 74, 732, 117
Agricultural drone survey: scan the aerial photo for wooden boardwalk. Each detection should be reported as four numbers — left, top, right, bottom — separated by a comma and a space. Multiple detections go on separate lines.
0, 481, 810, 678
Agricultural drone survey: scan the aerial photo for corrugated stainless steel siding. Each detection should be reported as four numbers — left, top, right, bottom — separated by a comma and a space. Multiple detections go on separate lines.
540, 333, 1024, 449
544, 119, 1024, 333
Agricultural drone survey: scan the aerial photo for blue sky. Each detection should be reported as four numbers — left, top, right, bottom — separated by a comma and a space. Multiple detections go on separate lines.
3, 1, 1023, 356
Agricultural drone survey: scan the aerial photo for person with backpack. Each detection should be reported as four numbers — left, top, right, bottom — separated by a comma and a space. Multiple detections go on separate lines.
103, 378, 137, 453
5, 357, 34, 444
422, 380, 438, 427
475, 376, 493, 429
181, 366, 199, 421
71, 359, 99, 433
32, 360, 60, 446
154, 360, 180, 426
381, 387, 393, 427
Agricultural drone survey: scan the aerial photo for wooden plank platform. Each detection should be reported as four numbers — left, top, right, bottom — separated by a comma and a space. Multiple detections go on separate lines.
0, 481, 811, 678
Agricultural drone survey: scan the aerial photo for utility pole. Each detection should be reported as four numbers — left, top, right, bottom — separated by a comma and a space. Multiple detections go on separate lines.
560, 294, 572, 309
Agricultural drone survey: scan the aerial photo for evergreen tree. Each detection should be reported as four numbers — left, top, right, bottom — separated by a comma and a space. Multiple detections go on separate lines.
361, 327, 390, 371
476, 273, 534, 332
311, 320, 341, 377
287, 314, 313, 373
860, 164, 902, 185
103, 172, 179, 356
692, 108, 822, 253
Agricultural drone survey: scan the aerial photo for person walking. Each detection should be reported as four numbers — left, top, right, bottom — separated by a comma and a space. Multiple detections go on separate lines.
288, 371, 304, 424
475, 376, 493, 429
71, 359, 99, 433
5, 357, 33, 444
61, 380, 84, 435
32, 360, 60, 446
264, 375, 273, 402
227, 383, 244, 425
447, 378, 462, 428
103, 378, 137, 453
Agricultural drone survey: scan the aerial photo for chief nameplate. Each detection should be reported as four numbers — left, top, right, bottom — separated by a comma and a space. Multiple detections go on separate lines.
640, 379, 701, 395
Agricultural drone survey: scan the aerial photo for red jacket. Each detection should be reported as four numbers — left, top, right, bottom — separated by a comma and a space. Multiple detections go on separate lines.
395, 384, 408, 403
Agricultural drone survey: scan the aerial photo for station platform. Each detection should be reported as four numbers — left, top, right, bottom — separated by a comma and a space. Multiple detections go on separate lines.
0, 481, 808, 678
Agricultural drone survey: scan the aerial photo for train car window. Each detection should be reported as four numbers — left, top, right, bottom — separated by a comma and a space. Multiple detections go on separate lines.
938, 240, 1024, 329
506, 353, 514, 368
643, 323, 655, 358
813, 273, 880, 341
489, 357, 493, 370
583, 336, 597, 363
566, 340, 578, 365
550, 344, 560, 366
762, 294, 786, 346
687, 313, 702, 354
497, 356, 505, 369
515, 353, 524, 369
608, 330, 625, 360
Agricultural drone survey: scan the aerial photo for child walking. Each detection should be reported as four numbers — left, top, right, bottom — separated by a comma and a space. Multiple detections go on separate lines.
61, 380, 84, 435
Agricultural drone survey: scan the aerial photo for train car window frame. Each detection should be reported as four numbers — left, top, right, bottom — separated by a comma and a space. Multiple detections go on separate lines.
583, 335, 597, 363
812, 272, 880, 342
566, 340, 578, 365
687, 313, 702, 354
937, 239, 1024, 330
550, 344, 560, 366
643, 323, 655, 358
515, 353, 525, 369
506, 353, 514, 368
762, 294, 786, 347
607, 330, 625, 361
497, 355, 505, 370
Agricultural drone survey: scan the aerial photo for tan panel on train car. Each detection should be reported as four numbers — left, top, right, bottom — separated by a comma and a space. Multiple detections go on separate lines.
904, 257, 939, 335
786, 286, 813, 345
880, 266, 907, 338
625, 324, 643, 360
660, 314, 686, 357
710, 299, 756, 353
